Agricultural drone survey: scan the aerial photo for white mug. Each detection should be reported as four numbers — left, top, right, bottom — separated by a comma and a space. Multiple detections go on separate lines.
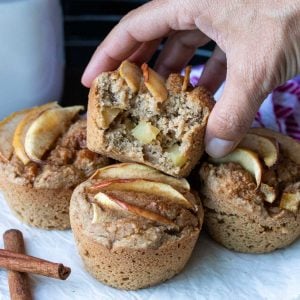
0, 0, 64, 119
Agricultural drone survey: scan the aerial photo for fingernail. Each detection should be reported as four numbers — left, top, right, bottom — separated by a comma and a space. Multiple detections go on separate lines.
205, 138, 235, 158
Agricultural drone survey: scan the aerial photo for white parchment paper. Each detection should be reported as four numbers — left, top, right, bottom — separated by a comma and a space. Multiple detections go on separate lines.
0, 192, 299, 300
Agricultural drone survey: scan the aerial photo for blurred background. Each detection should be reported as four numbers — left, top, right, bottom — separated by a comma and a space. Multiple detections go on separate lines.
61, 0, 215, 105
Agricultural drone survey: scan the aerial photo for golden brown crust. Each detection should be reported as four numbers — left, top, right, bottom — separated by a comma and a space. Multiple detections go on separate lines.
0, 174, 72, 229
190, 85, 215, 111
204, 206, 300, 253
166, 73, 185, 93
71, 216, 199, 290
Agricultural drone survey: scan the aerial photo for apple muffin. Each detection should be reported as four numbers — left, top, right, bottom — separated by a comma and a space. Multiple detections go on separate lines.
87, 61, 214, 177
0, 102, 110, 229
199, 128, 300, 253
70, 163, 203, 290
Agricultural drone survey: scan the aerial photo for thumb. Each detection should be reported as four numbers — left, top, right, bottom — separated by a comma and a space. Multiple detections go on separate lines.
205, 70, 265, 157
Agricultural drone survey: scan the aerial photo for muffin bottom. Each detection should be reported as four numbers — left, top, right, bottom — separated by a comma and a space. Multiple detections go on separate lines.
71, 217, 200, 290
72, 223, 200, 290
204, 207, 300, 253
1, 176, 72, 229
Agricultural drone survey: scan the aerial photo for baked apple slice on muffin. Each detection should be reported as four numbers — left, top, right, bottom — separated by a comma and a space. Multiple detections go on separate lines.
199, 129, 300, 253
0, 103, 111, 229
70, 163, 203, 290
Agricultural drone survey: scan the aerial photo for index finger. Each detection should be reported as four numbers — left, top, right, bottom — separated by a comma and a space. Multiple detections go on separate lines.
81, 0, 194, 87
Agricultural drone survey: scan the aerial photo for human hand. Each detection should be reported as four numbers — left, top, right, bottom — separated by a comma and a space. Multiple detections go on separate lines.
82, 0, 300, 157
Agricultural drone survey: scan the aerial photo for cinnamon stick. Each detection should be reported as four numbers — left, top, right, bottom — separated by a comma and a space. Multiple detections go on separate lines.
0, 249, 71, 280
3, 229, 32, 300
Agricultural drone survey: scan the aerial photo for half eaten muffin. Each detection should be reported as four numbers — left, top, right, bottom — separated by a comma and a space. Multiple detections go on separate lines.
199, 128, 300, 253
0, 102, 110, 229
87, 61, 214, 177
70, 163, 203, 290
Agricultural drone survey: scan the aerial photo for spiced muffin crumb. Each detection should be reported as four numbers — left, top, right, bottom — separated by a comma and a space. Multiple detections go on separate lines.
87, 62, 214, 177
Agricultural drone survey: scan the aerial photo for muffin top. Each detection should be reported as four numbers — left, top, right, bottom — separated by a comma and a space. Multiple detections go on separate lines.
71, 163, 203, 250
0, 103, 110, 189
200, 129, 300, 226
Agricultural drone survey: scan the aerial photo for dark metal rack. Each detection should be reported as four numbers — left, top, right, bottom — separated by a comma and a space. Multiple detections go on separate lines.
61, 0, 213, 105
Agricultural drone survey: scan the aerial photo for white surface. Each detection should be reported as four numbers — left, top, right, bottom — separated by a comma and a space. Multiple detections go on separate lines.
0, 0, 64, 119
0, 194, 300, 300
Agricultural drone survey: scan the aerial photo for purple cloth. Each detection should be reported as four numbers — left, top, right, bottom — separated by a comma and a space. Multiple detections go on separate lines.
191, 66, 300, 140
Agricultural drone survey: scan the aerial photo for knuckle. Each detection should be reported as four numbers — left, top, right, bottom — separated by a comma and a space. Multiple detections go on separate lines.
120, 9, 136, 23
228, 64, 267, 107
177, 30, 207, 49
213, 106, 249, 137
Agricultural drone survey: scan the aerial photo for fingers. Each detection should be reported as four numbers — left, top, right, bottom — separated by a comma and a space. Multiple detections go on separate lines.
198, 46, 226, 94
128, 39, 162, 66
205, 68, 265, 157
154, 30, 210, 77
81, 25, 142, 87
81, 0, 181, 87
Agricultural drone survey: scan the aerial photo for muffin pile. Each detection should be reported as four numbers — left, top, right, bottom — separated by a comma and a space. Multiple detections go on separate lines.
0, 60, 299, 290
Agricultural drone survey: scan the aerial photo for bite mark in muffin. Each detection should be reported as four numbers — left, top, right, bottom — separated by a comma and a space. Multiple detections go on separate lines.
87, 60, 214, 177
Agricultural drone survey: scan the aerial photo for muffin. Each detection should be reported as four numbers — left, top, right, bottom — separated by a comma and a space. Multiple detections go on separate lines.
0, 102, 110, 229
87, 61, 214, 177
199, 128, 300, 253
70, 163, 203, 290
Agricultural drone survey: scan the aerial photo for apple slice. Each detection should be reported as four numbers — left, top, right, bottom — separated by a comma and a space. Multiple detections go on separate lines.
141, 63, 168, 102
131, 121, 160, 144
249, 128, 300, 164
89, 178, 195, 210
260, 183, 276, 203
13, 102, 60, 165
119, 60, 142, 93
209, 148, 263, 187
100, 107, 122, 129
239, 133, 279, 167
0, 109, 32, 162
91, 203, 103, 224
94, 191, 177, 227
280, 192, 300, 213
24, 105, 83, 163
91, 163, 190, 191
182, 66, 191, 92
